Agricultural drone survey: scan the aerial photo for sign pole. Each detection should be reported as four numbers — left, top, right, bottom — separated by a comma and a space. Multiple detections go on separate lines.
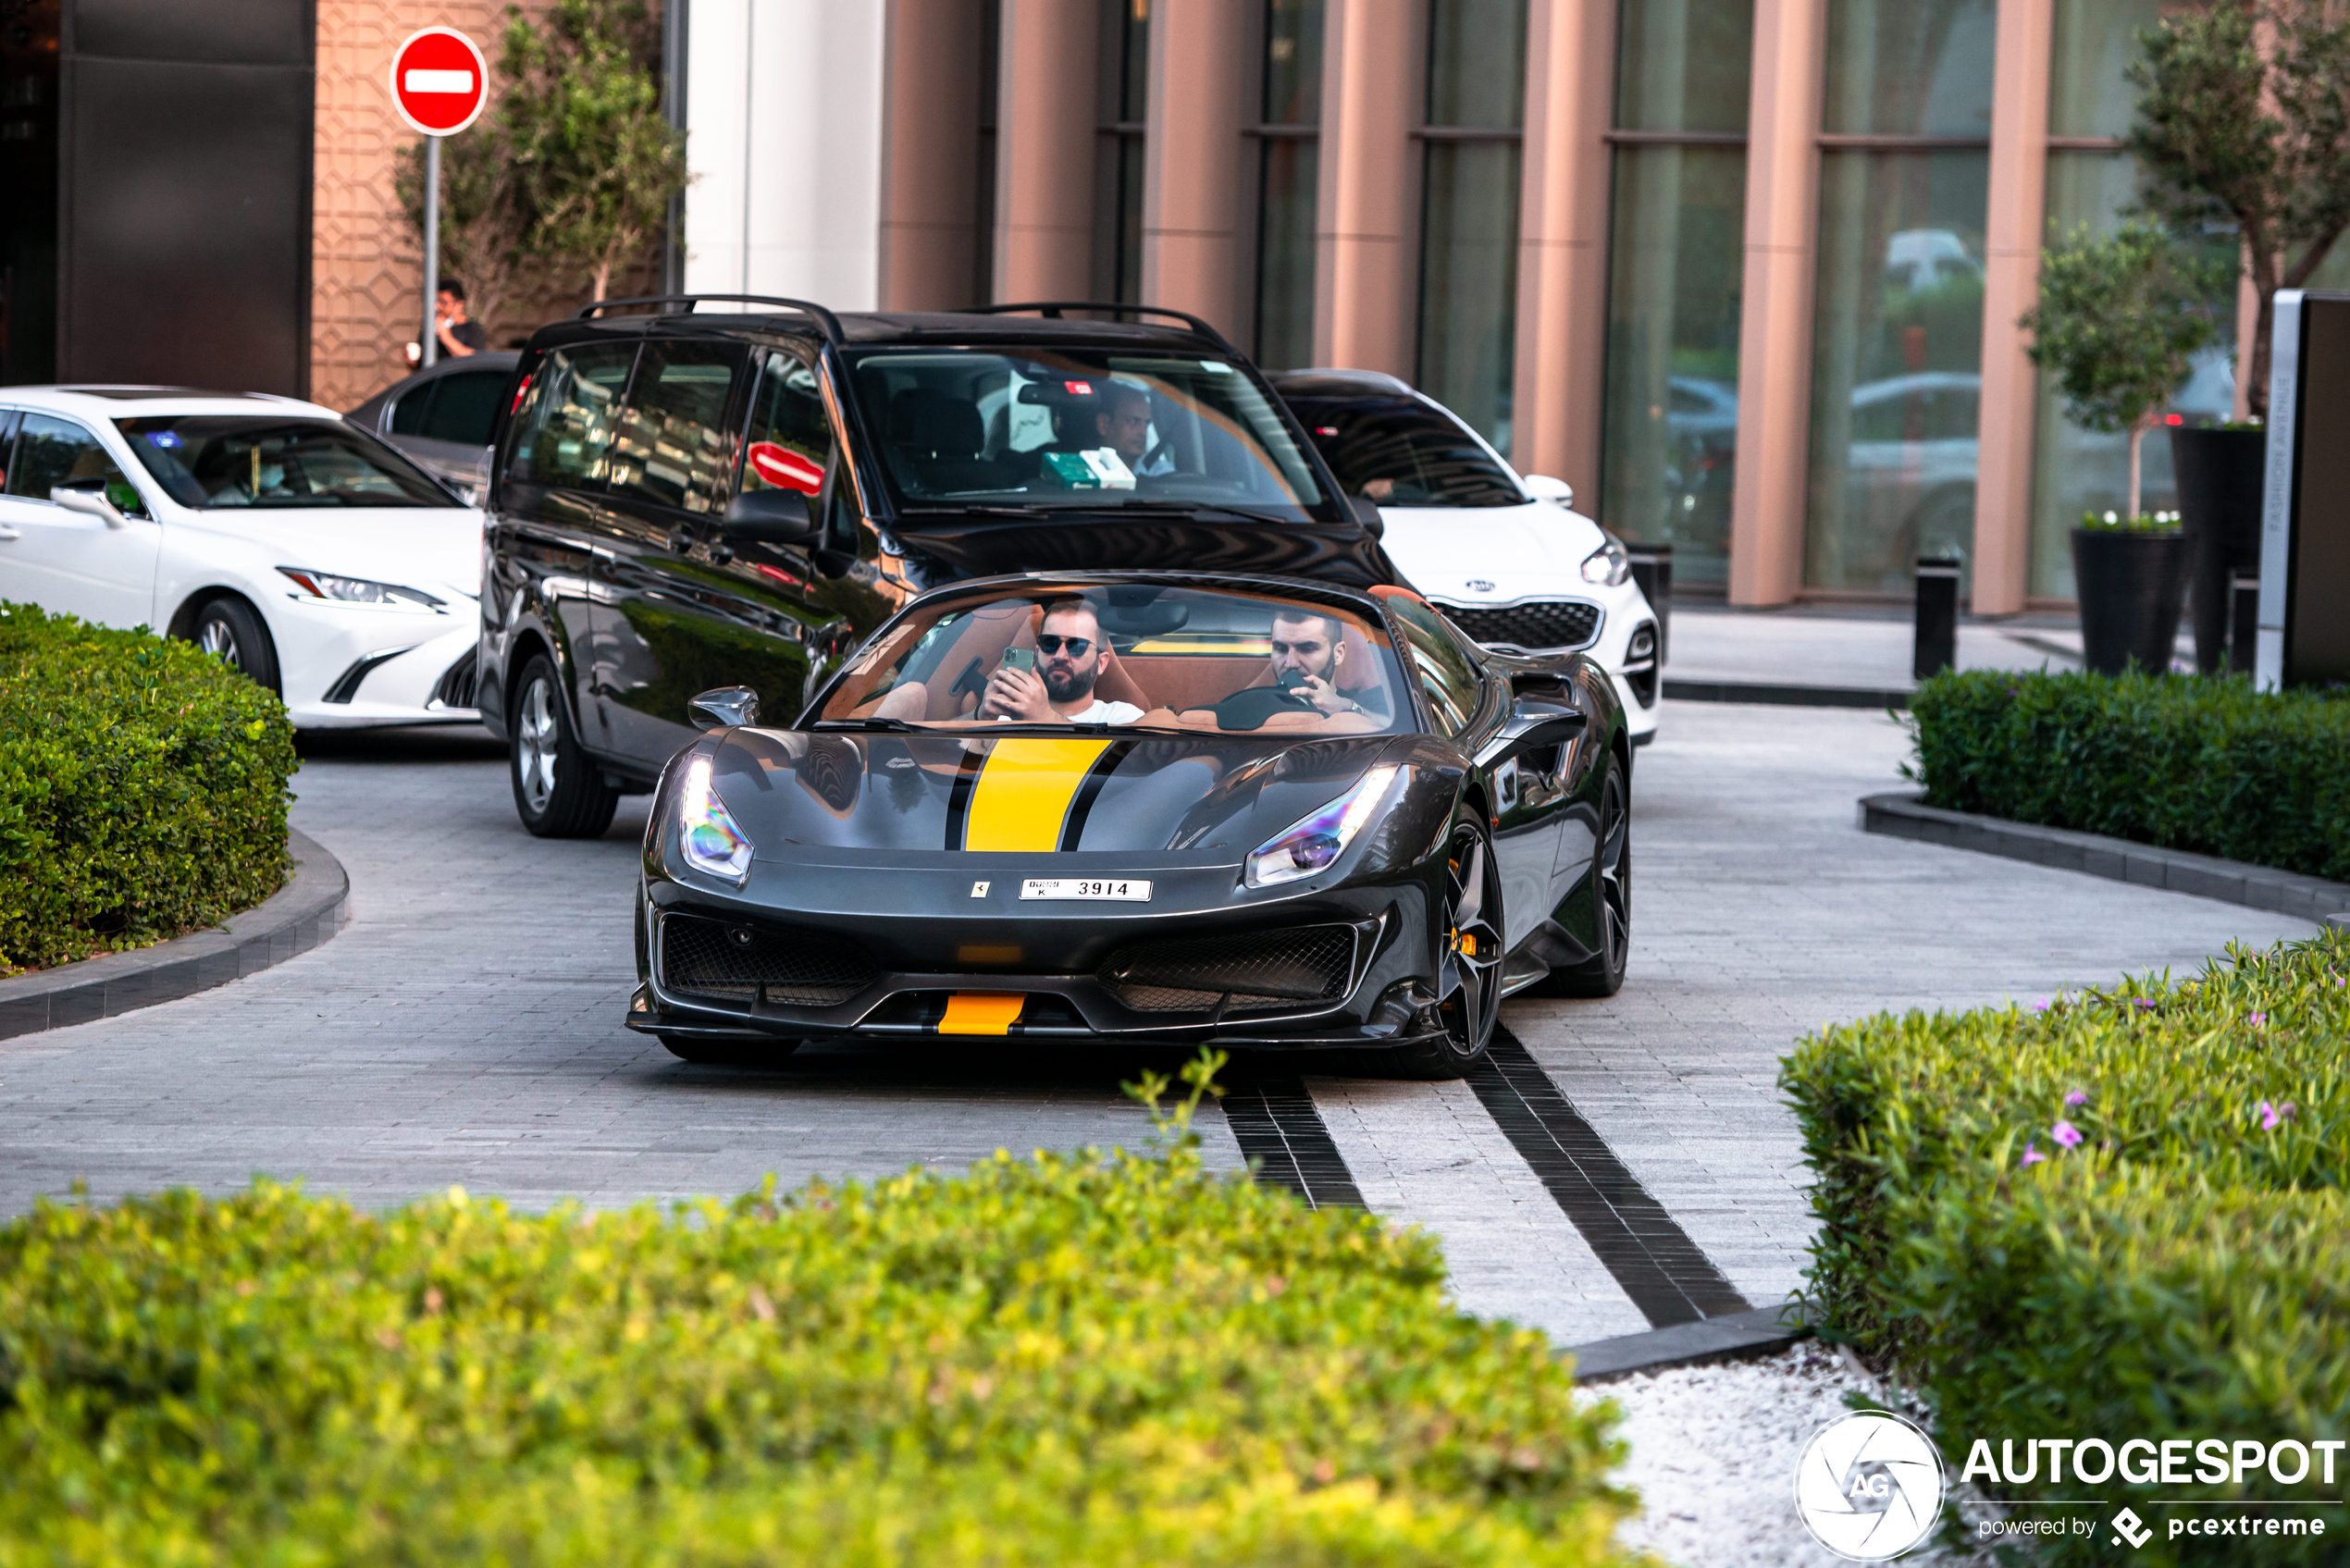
422, 133, 441, 368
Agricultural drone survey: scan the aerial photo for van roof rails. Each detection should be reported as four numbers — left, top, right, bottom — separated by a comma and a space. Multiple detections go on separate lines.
575, 294, 843, 343
959, 302, 1236, 356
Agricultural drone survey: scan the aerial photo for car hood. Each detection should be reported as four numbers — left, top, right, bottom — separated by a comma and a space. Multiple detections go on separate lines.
704, 727, 1404, 865
887, 515, 1401, 590
171, 504, 485, 602
1375, 502, 1605, 597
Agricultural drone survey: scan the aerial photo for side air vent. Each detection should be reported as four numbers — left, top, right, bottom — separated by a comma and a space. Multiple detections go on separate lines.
1098, 924, 1356, 1014
660, 913, 877, 1006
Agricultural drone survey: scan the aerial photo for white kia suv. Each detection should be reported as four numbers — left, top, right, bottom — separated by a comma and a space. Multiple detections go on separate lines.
0, 387, 484, 727
1270, 370, 1660, 744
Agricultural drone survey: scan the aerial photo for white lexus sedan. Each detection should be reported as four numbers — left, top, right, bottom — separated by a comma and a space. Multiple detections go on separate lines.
1270, 370, 1660, 745
0, 387, 483, 727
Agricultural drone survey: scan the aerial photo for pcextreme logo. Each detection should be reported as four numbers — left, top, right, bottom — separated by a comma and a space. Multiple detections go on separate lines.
1794, 1410, 1947, 1561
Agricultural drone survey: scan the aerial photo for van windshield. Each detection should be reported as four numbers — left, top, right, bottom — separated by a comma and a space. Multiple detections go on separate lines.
844, 347, 1328, 521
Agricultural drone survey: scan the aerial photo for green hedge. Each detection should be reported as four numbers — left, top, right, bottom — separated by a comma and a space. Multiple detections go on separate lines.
1783, 931, 2350, 1564
1908, 668, 2350, 882
0, 601, 295, 975
0, 1133, 1641, 1565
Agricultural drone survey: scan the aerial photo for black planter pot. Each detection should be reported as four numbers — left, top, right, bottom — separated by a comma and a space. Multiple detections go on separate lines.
2072, 528, 2194, 676
2169, 426, 2266, 674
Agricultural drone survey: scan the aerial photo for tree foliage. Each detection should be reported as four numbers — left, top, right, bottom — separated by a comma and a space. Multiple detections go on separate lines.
397, 1, 686, 340
2020, 223, 2230, 515
2128, 0, 2350, 415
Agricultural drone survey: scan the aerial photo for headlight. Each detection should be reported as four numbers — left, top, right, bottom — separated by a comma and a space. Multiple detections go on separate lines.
278, 567, 446, 611
1244, 765, 1400, 889
1580, 537, 1630, 586
679, 756, 754, 884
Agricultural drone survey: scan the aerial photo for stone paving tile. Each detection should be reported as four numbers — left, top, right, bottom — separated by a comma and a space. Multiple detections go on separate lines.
1305, 1074, 1651, 1345
1503, 701, 2319, 1309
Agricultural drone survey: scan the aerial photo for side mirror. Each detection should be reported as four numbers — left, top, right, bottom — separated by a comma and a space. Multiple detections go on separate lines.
1520, 473, 1574, 510
52, 482, 129, 528
723, 488, 816, 547
1346, 493, 1385, 538
688, 685, 761, 731
1478, 674, 1585, 766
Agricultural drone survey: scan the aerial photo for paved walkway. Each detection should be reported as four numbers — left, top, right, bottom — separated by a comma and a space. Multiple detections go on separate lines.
1663, 599, 2191, 691
0, 706, 2314, 1348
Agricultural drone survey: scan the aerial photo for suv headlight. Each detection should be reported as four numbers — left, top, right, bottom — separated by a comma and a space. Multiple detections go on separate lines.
1244, 765, 1400, 889
679, 756, 754, 885
278, 567, 446, 611
1579, 537, 1630, 586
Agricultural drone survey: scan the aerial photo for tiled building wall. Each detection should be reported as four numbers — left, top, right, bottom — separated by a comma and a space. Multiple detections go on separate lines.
311, 1, 557, 411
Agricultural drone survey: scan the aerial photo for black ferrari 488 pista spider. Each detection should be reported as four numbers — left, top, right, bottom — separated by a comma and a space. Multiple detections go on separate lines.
628, 572, 1631, 1077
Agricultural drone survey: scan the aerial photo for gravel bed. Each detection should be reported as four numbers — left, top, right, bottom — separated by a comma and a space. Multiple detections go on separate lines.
1591, 1343, 1968, 1567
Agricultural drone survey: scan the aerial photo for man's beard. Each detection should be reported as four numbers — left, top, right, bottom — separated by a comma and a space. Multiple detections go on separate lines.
1043, 662, 1098, 704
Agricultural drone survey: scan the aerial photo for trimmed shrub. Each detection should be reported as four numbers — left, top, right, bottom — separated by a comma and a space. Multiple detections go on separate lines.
1783, 932, 2350, 1564
0, 601, 295, 974
1908, 668, 2350, 882
0, 1136, 1642, 1565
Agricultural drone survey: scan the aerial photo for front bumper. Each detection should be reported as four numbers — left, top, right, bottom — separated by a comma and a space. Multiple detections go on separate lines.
629, 872, 1450, 1052
275, 599, 484, 730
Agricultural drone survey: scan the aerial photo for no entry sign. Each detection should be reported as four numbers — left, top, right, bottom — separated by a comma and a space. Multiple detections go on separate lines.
390, 27, 488, 137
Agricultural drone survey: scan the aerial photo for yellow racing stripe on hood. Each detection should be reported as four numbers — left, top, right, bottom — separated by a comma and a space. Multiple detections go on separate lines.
961, 738, 1115, 851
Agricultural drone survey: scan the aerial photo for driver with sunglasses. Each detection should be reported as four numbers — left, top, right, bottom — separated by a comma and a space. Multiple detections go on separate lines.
978, 599, 1144, 725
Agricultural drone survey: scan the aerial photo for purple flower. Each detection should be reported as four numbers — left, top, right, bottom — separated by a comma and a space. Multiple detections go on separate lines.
2020, 1139, 2047, 1167
2051, 1120, 2084, 1149
2258, 1101, 2288, 1131
2032, 997, 2051, 1014
2134, 997, 2157, 1010
2249, 1011, 2270, 1027
2064, 1090, 2088, 1106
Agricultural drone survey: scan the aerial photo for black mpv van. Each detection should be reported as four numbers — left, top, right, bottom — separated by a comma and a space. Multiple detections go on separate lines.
476, 297, 1393, 837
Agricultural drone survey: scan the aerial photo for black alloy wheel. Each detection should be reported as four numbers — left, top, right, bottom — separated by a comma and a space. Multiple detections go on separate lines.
183, 596, 281, 697
508, 654, 619, 838
658, 1033, 801, 1066
1536, 751, 1630, 997
1368, 807, 1505, 1079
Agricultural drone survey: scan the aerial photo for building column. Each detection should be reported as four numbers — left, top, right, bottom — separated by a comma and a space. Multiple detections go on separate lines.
1971, 0, 2053, 614
1511, 0, 1615, 492
1725, 0, 1825, 607
993, 0, 1100, 302
1313, 0, 1420, 377
878, 0, 988, 312
1141, 0, 1249, 338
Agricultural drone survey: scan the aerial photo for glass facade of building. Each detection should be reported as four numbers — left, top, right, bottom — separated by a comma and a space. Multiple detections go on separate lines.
1255, 0, 1323, 369
1598, 0, 1753, 592
1416, 0, 1528, 454
1804, 0, 1995, 594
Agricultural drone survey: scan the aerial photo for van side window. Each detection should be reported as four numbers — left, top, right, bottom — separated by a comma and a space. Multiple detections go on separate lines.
609, 340, 748, 514
506, 343, 637, 490
739, 350, 833, 497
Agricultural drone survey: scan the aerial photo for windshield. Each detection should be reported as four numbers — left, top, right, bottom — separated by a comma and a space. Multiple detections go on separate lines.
845, 347, 1327, 519
1285, 395, 1527, 508
116, 416, 459, 509
820, 584, 1409, 736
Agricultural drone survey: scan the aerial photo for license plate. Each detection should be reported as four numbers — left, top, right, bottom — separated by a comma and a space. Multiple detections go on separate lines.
1020, 878, 1152, 902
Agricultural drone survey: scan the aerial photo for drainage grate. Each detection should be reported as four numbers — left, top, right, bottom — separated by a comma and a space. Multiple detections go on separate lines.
1223, 1074, 1364, 1210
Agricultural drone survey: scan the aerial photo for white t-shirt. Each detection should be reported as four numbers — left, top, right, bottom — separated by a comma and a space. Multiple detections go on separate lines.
996, 699, 1143, 725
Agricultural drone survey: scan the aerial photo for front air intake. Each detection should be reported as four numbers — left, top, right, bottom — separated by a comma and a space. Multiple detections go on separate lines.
660, 913, 877, 1006
1098, 924, 1356, 1014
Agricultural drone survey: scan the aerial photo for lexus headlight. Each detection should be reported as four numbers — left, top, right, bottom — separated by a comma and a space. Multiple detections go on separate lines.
278, 567, 446, 611
1244, 765, 1400, 889
679, 756, 754, 885
1579, 537, 1630, 586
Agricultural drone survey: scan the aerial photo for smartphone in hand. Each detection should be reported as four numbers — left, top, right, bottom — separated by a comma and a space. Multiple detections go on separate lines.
1001, 648, 1037, 675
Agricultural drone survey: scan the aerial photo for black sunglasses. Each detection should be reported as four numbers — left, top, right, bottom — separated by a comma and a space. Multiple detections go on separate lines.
1034, 635, 1094, 657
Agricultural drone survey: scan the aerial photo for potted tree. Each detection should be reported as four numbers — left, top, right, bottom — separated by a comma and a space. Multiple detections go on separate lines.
2021, 223, 2228, 675
2126, 0, 2350, 670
